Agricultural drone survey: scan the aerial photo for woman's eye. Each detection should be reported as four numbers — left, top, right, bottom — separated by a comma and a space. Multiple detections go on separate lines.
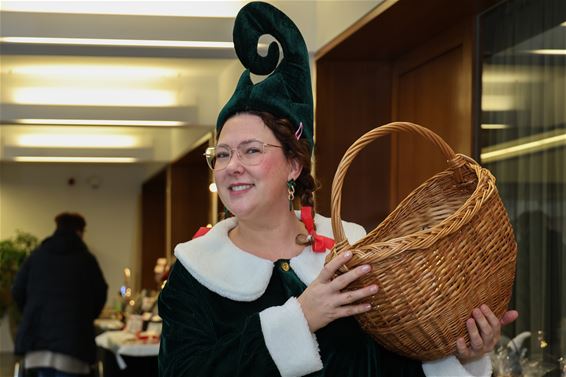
216, 151, 230, 159
244, 147, 261, 154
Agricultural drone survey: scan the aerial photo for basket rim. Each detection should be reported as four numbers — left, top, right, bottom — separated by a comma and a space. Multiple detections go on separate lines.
344, 154, 498, 259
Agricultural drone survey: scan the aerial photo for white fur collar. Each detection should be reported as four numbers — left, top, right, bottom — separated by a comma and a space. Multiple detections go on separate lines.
174, 212, 366, 301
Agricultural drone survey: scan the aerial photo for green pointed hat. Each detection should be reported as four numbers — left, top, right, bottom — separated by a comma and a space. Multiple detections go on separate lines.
216, 1, 314, 151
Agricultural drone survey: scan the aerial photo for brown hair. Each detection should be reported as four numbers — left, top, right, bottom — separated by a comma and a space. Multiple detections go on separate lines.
55, 212, 86, 232
251, 111, 318, 210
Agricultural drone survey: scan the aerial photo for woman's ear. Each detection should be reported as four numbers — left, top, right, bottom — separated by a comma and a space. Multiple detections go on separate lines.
288, 158, 303, 181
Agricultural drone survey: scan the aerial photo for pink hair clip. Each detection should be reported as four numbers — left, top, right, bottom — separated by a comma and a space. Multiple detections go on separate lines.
295, 122, 304, 140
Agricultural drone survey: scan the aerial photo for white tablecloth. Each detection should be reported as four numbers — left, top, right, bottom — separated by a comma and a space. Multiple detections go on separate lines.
95, 331, 159, 370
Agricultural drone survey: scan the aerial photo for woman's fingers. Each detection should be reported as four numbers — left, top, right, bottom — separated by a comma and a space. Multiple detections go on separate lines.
479, 305, 500, 345
472, 307, 494, 343
480, 305, 500, 329
500, 310, 519, 326
300, 250, 378, 332
456, 337, 472, 359
335, 302, 372, 318
318, 250, 352, 282
466, 317, 484, 350
338, 284, 378, 305
456, 305, 514, 363
330, 264, 372, 290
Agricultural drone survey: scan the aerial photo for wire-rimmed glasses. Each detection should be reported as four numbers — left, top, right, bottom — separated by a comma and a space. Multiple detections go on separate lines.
204, 140, 283, 171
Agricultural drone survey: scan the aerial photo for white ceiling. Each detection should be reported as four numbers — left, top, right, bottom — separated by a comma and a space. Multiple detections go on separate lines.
0, 1, 382, 165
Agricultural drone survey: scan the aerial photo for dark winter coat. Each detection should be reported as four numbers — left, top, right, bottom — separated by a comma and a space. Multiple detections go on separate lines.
12, 229, 108, 364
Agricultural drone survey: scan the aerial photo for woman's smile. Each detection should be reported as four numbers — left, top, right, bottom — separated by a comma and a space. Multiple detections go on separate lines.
228, 183, 255, 193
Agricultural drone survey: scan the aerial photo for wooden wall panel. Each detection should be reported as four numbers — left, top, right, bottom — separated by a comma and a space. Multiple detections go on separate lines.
141, 169, 167, 290
140, 136, 212, 290
390, 20, 473, 207
170, 141, 211, 251
317, 0, 497, 61
315, 61, 393, 230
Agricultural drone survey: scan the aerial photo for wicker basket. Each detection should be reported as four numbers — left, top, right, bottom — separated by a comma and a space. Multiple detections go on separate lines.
328, 122, 517, 361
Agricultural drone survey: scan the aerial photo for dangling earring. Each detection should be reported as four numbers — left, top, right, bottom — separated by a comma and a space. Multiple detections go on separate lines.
222, 205, 232, 219
287, 179, 296, 211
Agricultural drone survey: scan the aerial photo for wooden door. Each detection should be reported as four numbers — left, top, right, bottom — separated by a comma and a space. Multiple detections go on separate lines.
169, 139, 213, 253
314, 61, 393, 230
390, 21, 474, 208
141, 169, 167, 290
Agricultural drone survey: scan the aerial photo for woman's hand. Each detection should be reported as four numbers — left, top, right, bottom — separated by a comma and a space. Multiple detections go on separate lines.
297, 250, 377, 333
456, 304, 519, 362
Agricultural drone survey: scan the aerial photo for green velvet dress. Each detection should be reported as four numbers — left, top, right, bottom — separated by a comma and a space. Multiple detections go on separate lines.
158, 258, 424, 377
157, 213, 492, 377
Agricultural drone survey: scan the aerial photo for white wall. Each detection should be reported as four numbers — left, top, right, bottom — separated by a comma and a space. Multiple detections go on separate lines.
314, 1, 382, 50
268, 1, 382, 52
219, 60, 246, 109
0, 162, 147, 351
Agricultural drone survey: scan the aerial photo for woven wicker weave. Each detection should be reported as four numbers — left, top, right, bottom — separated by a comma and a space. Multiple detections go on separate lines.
328, 122, 517, 361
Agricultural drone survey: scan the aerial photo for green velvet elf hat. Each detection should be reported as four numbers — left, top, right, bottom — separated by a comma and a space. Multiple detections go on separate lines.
216, 1, 314, 151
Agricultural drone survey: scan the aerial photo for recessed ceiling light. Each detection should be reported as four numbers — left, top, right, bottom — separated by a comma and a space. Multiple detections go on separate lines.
17, 134, 138, 148
0, 1, 243, 18
529, 49, 566, 55
11, 65, 178, 79
481, 95, 515, 111
481, 124, 510, 130
0, 37, 233, 49
12, 87, 176, 107
14, 157, 138, 163
16, 119, 184, 127
481, 130, 566, 162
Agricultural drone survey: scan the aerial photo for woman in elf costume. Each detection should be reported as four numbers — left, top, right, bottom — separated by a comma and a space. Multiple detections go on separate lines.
158, 2, 517, 376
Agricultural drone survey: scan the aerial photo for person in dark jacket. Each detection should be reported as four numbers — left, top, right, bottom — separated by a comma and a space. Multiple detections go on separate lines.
12, 212, 108, 377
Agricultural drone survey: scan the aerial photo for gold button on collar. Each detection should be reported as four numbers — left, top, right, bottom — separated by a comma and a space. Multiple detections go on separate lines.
280, 262, 290, 272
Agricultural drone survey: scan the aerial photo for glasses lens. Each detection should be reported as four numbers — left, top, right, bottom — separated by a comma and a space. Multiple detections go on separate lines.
237, 140, 265, 166
211, 145, 232, 170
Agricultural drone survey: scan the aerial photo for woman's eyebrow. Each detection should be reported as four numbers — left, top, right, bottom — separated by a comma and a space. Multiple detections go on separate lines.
239, 139, 260, 145
217, 138, 260, 147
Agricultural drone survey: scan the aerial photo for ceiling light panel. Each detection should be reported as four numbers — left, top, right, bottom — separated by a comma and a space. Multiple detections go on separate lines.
13, 157, 138, 163
529, 49, 566, 55
0, 37, 233, 49
12, 87, 176, 107
481, 95, 516, 112
481, 124, 510, 130
17, 134, 138, 148
0, 1, 245, 17
10, 65, 179, 79
0, 57, 211, 109
16, 119, 184, 127
4, 126, 152, 149
481, 130, 566, 163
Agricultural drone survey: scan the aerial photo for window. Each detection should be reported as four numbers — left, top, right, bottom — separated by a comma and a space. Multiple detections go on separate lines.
478, 0, 566, 374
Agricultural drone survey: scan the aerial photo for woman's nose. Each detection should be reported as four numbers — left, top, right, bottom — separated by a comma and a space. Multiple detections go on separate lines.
224, 151, 244, 173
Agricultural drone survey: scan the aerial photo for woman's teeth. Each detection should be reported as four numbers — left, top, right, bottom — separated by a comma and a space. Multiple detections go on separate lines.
230, 184, 253, 192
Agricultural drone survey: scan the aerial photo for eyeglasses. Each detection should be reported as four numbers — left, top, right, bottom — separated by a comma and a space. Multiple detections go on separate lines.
204, 140, 283, 171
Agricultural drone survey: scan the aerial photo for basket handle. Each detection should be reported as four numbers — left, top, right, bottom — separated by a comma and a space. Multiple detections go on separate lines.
330, 122, 459, 250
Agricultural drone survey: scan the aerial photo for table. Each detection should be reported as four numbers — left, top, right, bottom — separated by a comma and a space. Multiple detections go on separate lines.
95, 331, 159, 377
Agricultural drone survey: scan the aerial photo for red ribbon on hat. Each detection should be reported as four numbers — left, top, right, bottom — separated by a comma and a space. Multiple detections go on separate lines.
301, 206, 334, 252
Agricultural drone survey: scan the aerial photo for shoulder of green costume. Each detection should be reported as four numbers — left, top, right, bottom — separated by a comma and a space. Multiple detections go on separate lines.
187, 213, 366, 245
188, 213, 366, 244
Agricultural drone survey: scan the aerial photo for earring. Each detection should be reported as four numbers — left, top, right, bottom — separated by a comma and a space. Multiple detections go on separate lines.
222, 205, 232, 219
287, 179, 296, 211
